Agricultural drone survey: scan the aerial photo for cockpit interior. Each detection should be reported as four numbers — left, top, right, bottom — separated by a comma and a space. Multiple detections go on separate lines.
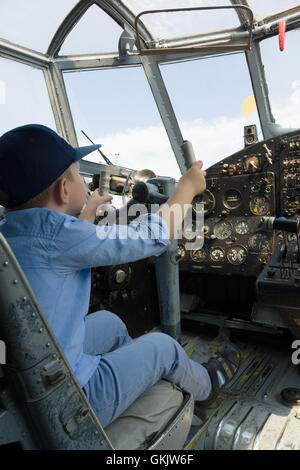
1, 0, 300, 452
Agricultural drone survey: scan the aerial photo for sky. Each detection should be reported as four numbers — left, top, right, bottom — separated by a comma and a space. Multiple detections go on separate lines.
0, 0, 300, 180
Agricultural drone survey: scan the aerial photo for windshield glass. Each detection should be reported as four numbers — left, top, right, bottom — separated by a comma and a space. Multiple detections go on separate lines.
159, 53, 261, 169
0, 57, 56, 135
0, 0, 76, 52
60, 4, 123, 55
63, 66, 181, 179
247, 0, 300, 20
259, 28, 300, 130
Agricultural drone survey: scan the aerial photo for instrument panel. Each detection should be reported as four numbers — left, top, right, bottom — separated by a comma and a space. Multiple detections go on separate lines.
178, 129, 300, 277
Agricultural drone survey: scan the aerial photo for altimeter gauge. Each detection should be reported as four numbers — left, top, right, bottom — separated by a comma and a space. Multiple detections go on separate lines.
227, 246, 247, 265
249, 196, 270, 215
210, 247, 225, 262
249, 232, 270, 252
223, 189, 242, 209
213, 220, 233, 240
235, 220, 249, 235
190, 248, 207, 262
192, 189, 215, 215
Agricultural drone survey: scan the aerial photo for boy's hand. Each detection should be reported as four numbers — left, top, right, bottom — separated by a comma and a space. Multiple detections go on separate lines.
78, 191, 113, 223
178, 161, 207, 199
88, 191, 113, 209
158, 160, 207, 239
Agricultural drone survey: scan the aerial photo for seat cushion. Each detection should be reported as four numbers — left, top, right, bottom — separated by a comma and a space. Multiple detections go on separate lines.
105, 380, 184, 450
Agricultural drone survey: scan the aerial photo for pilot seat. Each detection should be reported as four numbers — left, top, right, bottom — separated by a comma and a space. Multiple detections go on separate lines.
0, 232, 194, 450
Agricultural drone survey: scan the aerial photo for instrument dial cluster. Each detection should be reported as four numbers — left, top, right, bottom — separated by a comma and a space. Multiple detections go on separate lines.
177, 130, 300, 277
178, 171, 276, 276
179, 214, 274, 275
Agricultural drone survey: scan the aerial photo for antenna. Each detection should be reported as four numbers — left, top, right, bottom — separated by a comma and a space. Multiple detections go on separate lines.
81, 130, 113, 165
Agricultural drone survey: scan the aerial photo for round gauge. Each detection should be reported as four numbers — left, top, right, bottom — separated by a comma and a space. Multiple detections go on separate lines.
192, 189, 215, 215
213, 220, 233, 240
223, 189, 242, 209
249, 232, 270, 252
227, 246, 247, 265
249, 196, 270, 216
210, 247, 225, 262
190, 248, 207, 262
287, 233, 297, 242
177, 244, 186, 260
183, 223, 196, 240
235, 220, 250, 235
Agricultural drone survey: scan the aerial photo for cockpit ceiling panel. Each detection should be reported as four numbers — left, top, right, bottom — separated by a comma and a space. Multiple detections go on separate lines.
1, 1, 300, 57
0, 0, 76, 52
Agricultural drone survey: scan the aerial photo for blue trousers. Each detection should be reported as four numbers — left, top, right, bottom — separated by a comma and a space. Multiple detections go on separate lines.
83, 310, 211, 427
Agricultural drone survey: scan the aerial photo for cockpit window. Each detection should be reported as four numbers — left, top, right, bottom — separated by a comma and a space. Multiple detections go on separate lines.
125, 0, 240, 41
59, 4, 124, 56
0, 0, 76, 52
0, 57, 56, 135
159, 53, 261, 170
63, 66, 181, 179
259, 28, 300, 131
247, 0, 300, 20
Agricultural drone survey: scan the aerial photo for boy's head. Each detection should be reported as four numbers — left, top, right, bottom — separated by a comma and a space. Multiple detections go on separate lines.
0, 124, 100, 214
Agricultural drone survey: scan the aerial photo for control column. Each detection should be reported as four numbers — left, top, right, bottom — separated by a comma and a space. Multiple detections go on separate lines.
153, 177, 182, 341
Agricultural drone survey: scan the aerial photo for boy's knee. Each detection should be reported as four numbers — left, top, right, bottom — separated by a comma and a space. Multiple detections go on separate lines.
141, 332, 179, 354
87, 310, 128, 335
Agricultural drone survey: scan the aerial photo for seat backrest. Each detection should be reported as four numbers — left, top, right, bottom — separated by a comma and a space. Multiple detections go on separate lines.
0, 232, 194, 450
0, 233, 113, 450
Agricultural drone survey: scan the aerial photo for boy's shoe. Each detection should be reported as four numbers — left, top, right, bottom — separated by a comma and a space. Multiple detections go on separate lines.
196, 342, 241, 407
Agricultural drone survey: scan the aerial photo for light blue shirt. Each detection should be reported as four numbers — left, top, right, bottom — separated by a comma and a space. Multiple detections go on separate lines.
0, 208, 170, 387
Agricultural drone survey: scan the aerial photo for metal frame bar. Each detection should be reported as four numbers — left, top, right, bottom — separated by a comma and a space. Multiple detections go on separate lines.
1, 2, 300, 164
94, 0, 153, 47
0, 38, 49, 69
55, 53, 142, 71
46, 63, 78, 145
141, 56, 186, 174
134, 6, 253, 55
245, 41, 275, 140
229, 0, 253, 28
47, 0, 95, 57
48, 0, 152, 58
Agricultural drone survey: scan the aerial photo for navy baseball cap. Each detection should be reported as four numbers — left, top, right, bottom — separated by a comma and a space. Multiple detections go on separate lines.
0, 124, 100, 208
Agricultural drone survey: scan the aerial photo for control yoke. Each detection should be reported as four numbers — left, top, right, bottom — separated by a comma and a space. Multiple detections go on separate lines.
260, 217, 300, 263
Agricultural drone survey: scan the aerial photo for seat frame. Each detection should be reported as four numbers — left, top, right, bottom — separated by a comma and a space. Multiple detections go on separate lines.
0, 233, 193, 450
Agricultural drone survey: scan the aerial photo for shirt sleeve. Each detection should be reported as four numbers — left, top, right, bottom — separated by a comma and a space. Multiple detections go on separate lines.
52, 212, 170, 271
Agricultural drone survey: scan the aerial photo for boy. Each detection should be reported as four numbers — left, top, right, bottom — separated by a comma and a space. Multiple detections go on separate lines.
0, 124, 240, 427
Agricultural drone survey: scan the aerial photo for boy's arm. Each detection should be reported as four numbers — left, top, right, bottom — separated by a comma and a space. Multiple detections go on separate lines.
158, 161, 206, 239
78, 161, 206, 236
54, 161, 206, 270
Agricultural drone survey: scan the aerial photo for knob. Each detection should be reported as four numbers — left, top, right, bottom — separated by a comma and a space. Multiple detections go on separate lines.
114, 270, 127, 284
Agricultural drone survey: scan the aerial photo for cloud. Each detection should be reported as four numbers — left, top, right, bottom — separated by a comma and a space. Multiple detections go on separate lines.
83, 124, 181, 178
83, 79, 300, 179
273, 80, 300, 129
83, 114, 245, 178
